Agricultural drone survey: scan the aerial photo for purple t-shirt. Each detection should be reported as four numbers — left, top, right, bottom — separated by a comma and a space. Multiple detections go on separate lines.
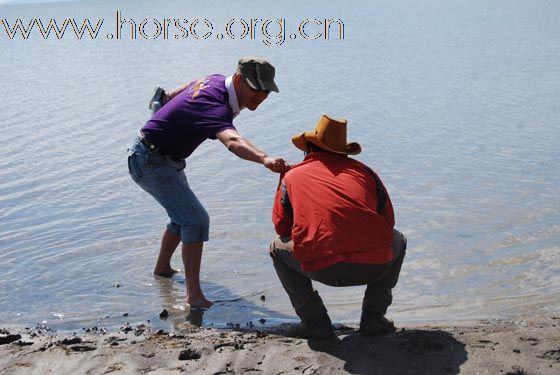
141, 74, 236, 160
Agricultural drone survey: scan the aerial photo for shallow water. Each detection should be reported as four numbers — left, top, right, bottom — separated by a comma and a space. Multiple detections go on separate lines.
1, 0, 559, 332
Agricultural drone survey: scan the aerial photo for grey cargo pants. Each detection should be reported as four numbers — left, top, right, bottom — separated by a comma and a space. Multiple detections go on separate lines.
269, 229, 407, 322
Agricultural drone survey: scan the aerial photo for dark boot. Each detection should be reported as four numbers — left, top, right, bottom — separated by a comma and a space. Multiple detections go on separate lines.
359, 311, 396, 335
287, 313, 335, 340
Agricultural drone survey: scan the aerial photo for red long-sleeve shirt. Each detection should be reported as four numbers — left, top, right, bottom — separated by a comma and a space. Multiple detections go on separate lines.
272, 152, 395, 271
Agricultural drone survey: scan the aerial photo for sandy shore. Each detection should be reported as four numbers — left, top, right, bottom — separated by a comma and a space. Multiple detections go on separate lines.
1, 316, 559, 374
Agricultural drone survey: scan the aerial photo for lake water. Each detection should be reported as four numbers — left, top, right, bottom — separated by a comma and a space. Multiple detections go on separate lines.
1, 0, 559, 333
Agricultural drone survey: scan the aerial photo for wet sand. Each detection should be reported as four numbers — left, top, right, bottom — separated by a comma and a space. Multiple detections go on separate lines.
1, 315, 559, 374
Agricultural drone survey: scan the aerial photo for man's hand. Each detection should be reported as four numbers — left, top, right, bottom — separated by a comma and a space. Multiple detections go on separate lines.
263, 157, 290, 173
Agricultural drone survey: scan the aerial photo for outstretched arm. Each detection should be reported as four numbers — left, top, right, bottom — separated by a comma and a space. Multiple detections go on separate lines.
216, 128, 289, 173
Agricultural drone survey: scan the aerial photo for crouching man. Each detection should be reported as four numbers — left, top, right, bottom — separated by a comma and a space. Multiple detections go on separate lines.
270, 115, 407, 340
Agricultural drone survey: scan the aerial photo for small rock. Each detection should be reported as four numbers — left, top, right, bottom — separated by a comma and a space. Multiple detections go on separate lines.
539, 349, 560, 361
134, 324, 147, 336
122, 313, 129, 317
16, 341, 34, 346
513, 348, 521, 353
61, 337, 82, 345
121, 324, 133, 333
214, 342, 234, 350
159, 309, 169, 318
179, 348, 201, 360
34, 324, 51, 333
505, 366, 528, 375
0, 334, 22, 345
260, 295, 266, 302
259, 318, 266, 325
70, 345, 96, 352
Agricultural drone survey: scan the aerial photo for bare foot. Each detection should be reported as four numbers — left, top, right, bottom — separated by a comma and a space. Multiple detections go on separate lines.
185, 296, 213, 309
153, 267, 181, 278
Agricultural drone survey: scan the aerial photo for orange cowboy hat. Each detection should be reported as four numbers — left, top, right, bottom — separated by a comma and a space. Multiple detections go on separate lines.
292, 115, 362, 155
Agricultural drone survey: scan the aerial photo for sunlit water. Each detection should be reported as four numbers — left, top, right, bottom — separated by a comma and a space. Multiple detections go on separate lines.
1, 0, 559, 333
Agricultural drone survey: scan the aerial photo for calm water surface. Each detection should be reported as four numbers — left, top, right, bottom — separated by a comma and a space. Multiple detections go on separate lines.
1, 0, 559, 332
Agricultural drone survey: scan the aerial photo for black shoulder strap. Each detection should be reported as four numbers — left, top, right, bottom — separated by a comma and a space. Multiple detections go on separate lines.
364, 166, 387, 214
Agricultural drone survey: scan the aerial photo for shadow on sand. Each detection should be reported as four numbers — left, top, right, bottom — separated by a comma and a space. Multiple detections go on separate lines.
308, 328, 467, 375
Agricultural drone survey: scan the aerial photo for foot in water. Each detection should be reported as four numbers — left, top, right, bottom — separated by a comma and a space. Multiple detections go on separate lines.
153, 267, 181, 277
185, 295, 214, 309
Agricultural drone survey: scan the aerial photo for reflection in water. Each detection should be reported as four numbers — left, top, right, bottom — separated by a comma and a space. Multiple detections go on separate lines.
185, 307, 205, 327
153, 275, 206, 329
151, 274, 297, 331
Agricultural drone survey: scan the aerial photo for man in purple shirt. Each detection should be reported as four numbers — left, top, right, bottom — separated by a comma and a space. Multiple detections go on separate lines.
128, 57, 288, 308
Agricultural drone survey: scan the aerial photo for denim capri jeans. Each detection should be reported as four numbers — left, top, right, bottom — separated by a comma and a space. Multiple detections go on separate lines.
127, 137, 210, 243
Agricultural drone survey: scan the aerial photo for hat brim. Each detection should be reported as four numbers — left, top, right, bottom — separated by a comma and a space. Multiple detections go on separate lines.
292, 132, 361, 155
245, 77, 279, 93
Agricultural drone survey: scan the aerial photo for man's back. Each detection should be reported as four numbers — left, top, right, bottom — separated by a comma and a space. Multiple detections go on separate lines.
141, 74, 236, 160
273, 151, 395, 271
